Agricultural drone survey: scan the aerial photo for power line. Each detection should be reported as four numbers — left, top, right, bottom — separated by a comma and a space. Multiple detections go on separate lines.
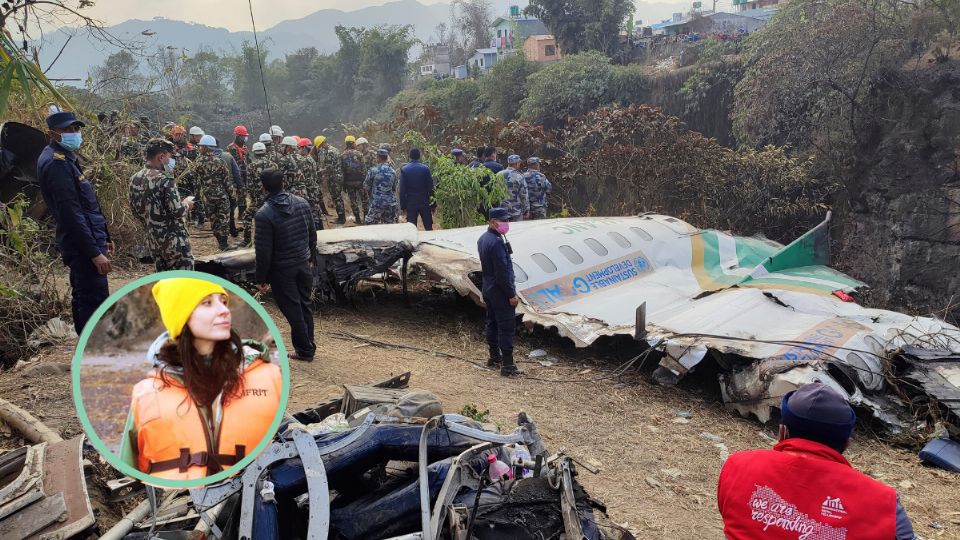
247, 0, 272, 126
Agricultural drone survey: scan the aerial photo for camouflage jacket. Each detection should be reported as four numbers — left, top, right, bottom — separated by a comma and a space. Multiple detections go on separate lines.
499, 168, 529, 220
341, 148, 366, 187
193, 153, 233, 203
363, 149, 379, 172
363, 164, 399, 207
278, 152, 307, 198
523, 170, 552, 210
227, 142, 250, 184
317, 146, 342, 181
128, 166, 192, 263
247, 155, 277, 208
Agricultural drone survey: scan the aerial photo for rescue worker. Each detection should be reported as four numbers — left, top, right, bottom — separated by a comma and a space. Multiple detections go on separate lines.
241, 142, 277, 247
186, 126, 204, 159
498, 155, 529, 221
482, 147, 504, 174
269, 125, 284, 160
119, 277, 282, 480
718, 383, 915, 539
363, 146, 399, 224
469, 147, 484, 168
38, 110, 112, 335
399, 148, 435, 230
316, 135, 346, 225
227, 125, 251, 233
340, 135, 366, 224
523, 157, 552, 220
478, 207, 522, 377
195, 135, 234, 250
168, 124, 203, 227
297, 137, 326, 230
452, 148, 468, 166
356, 137, 375, 171
255, 169, 317, 361
128, 138, 195, 271
278, 136, 308, 202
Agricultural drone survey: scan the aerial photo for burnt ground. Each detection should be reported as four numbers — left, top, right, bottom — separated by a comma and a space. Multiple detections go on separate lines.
1, 225, 959, 539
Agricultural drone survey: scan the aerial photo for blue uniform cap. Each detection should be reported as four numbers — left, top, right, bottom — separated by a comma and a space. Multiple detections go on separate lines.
527, 157, 540, 165
451, 148, 465, 156
489, 207, 509, 221
46, 111, 85, 130
507, 155, 521, 164
780, 383, 856, 452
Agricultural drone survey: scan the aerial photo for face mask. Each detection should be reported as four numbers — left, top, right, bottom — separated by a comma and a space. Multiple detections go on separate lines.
164, 157, 176, 172
496, 221, 510, 235
59, 132, 83, 150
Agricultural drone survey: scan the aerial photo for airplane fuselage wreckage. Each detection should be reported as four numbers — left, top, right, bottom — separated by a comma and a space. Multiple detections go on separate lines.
197, 214, 960, 438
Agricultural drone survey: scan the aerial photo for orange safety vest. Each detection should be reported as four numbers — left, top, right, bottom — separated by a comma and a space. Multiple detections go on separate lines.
130, 358, 282, 480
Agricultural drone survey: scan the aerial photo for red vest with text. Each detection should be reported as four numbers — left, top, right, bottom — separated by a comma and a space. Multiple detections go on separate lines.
718, 438, 896, 540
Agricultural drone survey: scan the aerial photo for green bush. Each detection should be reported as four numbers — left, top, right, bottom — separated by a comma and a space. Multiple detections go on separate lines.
518, 52, 613, 128
480, 53, 542, 120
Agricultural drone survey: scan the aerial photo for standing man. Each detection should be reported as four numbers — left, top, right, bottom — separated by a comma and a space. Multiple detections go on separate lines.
316, 136, 346, 225
227, 125, 251, 234
399, 148, 435, 230
241, 142, 277, 247
482, 147, 504, 174
194, 135, 233, 251
363, 146, 400, 224
298, 137, 326, 230
186, 126, 204, 159
129, 139, 195, 271
523, 157, 552, 220
254, 169, 317, 362
451, 148, 469, 166
478, 208, 522, 377
356, 137, 376, 171
38, 110, 112, 334
278, 136, 308, 202
499, 155, 529, 222
213, 138, 243, 238
341, 135, 367, 224
469, 147, 484, 168
718, 384, 915, 539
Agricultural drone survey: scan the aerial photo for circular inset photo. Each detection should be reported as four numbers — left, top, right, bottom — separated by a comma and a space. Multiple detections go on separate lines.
71, 271, 290, 489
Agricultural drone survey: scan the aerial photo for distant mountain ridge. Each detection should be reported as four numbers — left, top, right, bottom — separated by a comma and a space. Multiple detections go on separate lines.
37, 0, 517, 83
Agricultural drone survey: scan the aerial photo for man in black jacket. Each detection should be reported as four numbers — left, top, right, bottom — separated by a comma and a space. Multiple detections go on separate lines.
255, 169, 317, 361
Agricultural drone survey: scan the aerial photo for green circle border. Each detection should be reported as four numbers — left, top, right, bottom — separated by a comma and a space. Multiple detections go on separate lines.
71, 270, 291, 489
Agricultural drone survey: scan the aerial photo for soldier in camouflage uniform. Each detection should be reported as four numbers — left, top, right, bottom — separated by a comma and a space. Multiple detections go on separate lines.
298, 138, 326, 230
498, 155, 529, 222
357, 137, 379, 171
315, 136, 346, 224
128, 139, 194, 270
227, 125, 251, 232
277, 136, 308, 202
341, 136, 367, 224
523, 157, 552, 220
166, 125, 204, 227
363, 146, 399, 224
242, 142, 277, 247
195, 135, 234, 250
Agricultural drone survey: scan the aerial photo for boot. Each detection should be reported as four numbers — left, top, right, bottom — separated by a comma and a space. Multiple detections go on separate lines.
217, 235, 230, 251
336, 213, 346, 225
229, 216, 239, 238
487, 347, 502, 368
500, 352, 523, 377
241, 230, 252, 248
353, 211, 362, 224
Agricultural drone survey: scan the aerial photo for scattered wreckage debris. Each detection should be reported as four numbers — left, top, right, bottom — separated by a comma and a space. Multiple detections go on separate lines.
200, 215, 960, 438
0, 121, 48, 218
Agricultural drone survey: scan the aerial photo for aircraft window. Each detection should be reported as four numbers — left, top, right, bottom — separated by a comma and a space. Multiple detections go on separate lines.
630, 226, 653, 241
513, 263, 528, 283
584, 238, 608, 256
608, 232, 632, 248
531, 253, 558, 273
559, 245, 583, 264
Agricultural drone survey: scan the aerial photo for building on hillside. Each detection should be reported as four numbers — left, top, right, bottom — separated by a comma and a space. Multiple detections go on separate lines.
733, 0, 780, 12
491, 5, 550, 52
453, 65, 469, 79
522, 35, 562, 62
653, 11, 766, 36
469, 48, 499, 73
419, 44, 451, 79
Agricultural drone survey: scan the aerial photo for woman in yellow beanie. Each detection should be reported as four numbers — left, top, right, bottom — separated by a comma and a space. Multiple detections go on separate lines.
118, 278, 282, 481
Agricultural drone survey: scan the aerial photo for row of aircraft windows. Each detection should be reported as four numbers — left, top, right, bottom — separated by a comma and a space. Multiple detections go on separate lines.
513, 226, 654, 282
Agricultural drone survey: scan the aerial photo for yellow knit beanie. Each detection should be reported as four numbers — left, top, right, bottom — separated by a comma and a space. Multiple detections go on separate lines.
151, 278, 229, 340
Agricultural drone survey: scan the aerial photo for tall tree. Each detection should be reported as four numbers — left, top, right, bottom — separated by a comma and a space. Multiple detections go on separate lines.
92, 50, 147, 98
525, 0, 633, 57
184, 49, 227, 109
451, 0, 494, 52
353, 25, 417, 119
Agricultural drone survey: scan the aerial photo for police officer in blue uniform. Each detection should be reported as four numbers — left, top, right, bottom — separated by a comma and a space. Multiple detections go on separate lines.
38, 111, 113, 334
478, 207, 522, 377
399, 148, 435, 230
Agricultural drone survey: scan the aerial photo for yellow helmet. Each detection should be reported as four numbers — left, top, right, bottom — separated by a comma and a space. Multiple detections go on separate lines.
314, 135, 326, 147
344, 135, 356, 144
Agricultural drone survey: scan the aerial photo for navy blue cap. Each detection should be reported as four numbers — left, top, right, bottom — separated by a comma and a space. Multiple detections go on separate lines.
780, 383, 856, 453
46, 111, 85, 130
451, 148, 464, 156
489, 207, 509, 221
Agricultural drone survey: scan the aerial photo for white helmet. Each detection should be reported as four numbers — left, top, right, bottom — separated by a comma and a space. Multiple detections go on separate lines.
198, 134, 217, 147
281, 136, 298, 148
356, 137, 369, 145
270, 125, 284, 137
252, 142, 267, 154
259, 133, 272, 143
189, 126, 204, 136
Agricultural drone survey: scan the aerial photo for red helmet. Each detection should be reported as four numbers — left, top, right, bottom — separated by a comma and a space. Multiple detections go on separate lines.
234, 125, 249, 136
297, 137, 312, 148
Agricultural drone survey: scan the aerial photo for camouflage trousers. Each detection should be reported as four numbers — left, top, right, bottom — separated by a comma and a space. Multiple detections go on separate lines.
306, 179, 327, 226
345, 184, 365, 220
529, 207, 548, 220
364, 204, 399, 225
178, 179, 206, 225
154, 253, 194, 272
242, 187, 267, 240
204, 189, 231, 239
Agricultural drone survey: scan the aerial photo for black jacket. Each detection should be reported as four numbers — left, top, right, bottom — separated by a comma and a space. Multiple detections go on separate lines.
399, 160, 434, 209
254, 191, 317, 283
478, 228, 516, 310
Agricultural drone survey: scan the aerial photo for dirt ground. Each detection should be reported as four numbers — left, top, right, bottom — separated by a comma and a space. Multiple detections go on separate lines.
1, 225, 959, 539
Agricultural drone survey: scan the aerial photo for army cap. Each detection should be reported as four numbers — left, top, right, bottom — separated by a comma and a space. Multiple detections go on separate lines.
507, 154, 521, 164
47, 111, 85, 129
527, 157, 540, 165
144, 138, 175, 158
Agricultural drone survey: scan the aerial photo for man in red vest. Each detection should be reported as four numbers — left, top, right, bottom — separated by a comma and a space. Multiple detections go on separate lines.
718, 383, 915, 539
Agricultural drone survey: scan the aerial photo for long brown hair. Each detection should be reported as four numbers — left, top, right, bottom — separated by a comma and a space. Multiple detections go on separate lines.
157, 327, 245, 407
